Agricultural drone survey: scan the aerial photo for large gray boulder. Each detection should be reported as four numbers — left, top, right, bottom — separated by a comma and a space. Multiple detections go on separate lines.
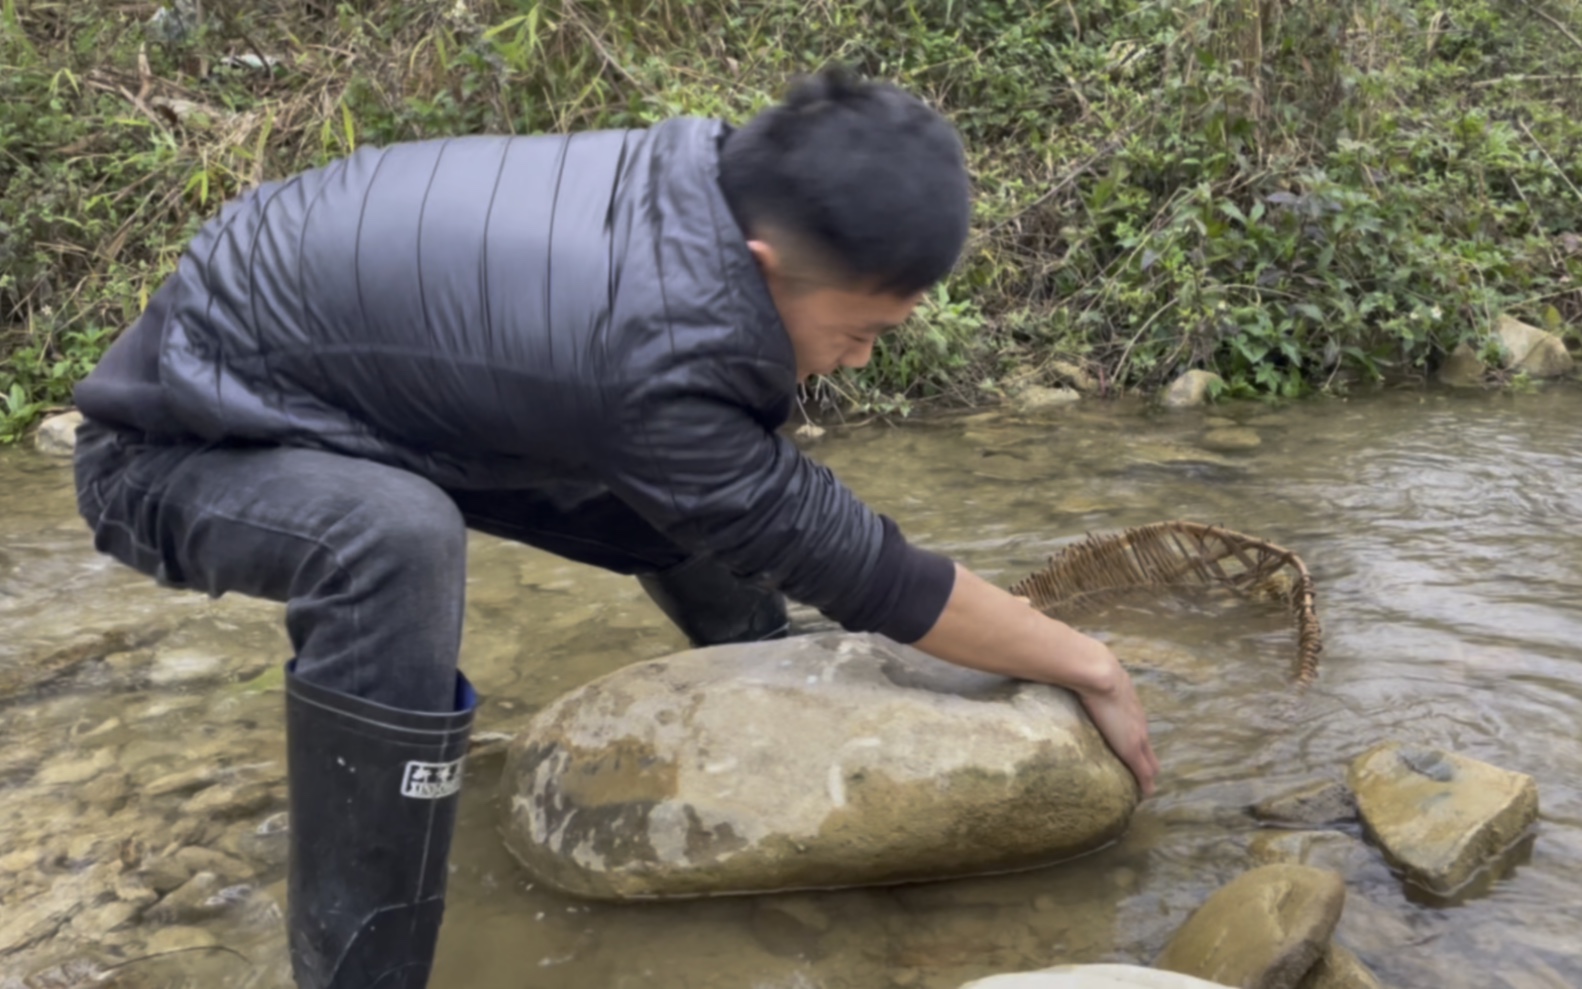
499, 631, 1139, 900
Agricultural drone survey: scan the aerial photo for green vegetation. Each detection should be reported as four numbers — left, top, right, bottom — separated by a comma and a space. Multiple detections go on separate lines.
3, 0, 1580, 440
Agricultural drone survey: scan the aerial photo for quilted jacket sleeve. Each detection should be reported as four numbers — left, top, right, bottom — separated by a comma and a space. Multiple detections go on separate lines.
596, 352, 956, 643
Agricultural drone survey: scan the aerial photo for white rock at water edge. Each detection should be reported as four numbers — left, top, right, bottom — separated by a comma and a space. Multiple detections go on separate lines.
959, 964, 1233, 988
1014, 384, 1083, 412
34, 410, 84, 456
1494, 315, 1574, 378
1162, 370, 1224, 408
500, 631, 1140, 900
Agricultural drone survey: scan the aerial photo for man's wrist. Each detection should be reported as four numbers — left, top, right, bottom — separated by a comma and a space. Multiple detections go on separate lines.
1043, 623, 1121, 697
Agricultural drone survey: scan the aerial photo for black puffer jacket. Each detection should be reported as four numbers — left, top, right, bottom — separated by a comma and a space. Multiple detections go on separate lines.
75, 117, 955, 642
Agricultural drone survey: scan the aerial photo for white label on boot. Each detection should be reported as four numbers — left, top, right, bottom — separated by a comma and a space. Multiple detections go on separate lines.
401, 757, 465, 799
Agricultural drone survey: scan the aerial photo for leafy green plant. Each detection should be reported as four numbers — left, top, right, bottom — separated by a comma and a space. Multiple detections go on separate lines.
2, 0, 1579, 440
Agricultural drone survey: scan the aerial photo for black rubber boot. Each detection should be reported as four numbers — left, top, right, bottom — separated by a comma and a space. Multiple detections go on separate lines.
284, 661, 477, 989
636, 556, 791, 647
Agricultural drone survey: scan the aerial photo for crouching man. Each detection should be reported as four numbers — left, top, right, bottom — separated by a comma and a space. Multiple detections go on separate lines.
70, 67, 1157, 988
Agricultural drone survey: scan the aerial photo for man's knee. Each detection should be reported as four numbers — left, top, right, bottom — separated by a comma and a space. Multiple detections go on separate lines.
319, 471, 467, 584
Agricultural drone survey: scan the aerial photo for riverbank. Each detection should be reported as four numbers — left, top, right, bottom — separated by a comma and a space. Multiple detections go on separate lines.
3, 0, 1580, 441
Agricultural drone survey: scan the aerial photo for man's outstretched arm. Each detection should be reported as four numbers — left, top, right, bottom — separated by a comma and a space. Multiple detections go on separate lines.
600, 363, 1158, 796
911, 563, 1160, 797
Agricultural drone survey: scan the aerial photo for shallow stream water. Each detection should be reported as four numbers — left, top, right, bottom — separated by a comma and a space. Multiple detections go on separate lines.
2, 386, 1580, 988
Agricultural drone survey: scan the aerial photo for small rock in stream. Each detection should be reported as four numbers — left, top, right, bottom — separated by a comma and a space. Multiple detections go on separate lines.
0, 862, 116, 954
144, 924, 221, 954
1246, 830, 1376, 881
173, 846, 256, 884
65, 899, 141, 940
1251, 780, 1358, 827
147, 647, 229, 687
1437, 341, 1487, 388
1494, 314, 1574, 378
1348, 741, 1539, 898
114, 872, 161, 908
1199, 427, 1262, 452
218, 811, 290, 870
32, 411, 84, 456
179, 780, 280, 820
1162, 370, 1224, 408
79, 771, 133, 814
1295, 943, 1383, 989
142, 855, 195, 895
144, 765, 223, 798
147, 871, 230, 924
33, 747, 118, 786
0, 848, 39, 874
1013, 385, 1082, 412
1154, 863, 1346, 989
750, 899, 831, 960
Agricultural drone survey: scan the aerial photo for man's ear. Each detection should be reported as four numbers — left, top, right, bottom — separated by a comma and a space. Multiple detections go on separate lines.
749, 232, 845, 297
746, 237, 783, 280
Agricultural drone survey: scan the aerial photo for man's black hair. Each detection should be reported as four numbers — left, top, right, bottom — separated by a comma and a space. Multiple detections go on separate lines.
718, 65, 971, 297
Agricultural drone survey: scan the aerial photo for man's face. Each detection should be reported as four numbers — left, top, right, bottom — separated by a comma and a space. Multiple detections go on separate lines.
749, 236, 925, 383
775, 282, 923, 383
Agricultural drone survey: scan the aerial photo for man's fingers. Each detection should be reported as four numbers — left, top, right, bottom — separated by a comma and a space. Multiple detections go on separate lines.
1136, 740, 1160, 796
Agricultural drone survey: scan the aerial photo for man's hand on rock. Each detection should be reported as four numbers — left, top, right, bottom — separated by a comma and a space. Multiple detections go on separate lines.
1074, 651, 1158, 798
913, 564, 1161, 798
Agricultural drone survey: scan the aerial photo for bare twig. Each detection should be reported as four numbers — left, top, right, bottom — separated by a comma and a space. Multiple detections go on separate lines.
114, 82, 174, 135
1517, 117, 1582, 206
90, 943, 251, 977
566, 6, 644, 92
1472, 73, 1582, 88
1511, 0, 1582, 55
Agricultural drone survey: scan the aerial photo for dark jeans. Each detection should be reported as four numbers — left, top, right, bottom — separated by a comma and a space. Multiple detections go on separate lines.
71, 418, 699, 712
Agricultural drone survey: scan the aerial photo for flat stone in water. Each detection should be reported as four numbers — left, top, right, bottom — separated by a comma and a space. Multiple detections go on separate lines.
1199, 428, 1262, 452
145, 765, 223, 797
144, 924, 221, 953
1246, 831, 1376, 881
33, 746, 117, 786
1154, 864, 1345, 989
0, 862, 115, 954
148, 647, 228, 686
114, 872, 160, 907
66, 899, 140, 939
173, 846, 256, 884
1014, 385, 1083, 412
1348, 741, 1539, 897
1251, 780, 1358, 827
0, 848, 39, 873
142, 855, 195, 895
79, 771, 132, 813
180, 780, 279, 820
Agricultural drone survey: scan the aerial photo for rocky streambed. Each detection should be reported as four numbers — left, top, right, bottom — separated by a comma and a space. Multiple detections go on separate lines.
5, 387, 1582, 989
